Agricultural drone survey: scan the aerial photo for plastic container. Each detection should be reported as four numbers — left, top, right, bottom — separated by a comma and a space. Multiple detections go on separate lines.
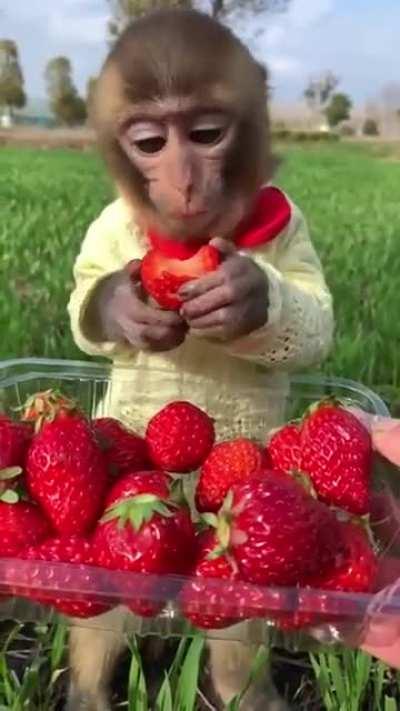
0, 357, 397, 651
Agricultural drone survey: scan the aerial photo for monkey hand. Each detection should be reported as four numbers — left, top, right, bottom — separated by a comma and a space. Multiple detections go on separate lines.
88, 261, 187, 352
179, 238, 269, 341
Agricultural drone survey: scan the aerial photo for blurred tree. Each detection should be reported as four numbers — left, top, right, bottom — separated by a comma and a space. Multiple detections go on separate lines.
0, 40, 26, 118
325, 92, 352, 128
304, 71, 339, 114
362, 118, 379, 136
107, 0, 290, 41
44, 57, 87, 126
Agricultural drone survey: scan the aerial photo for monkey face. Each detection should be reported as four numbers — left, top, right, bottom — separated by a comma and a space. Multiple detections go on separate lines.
93, 9, 276, 241
117, 98, 250, 240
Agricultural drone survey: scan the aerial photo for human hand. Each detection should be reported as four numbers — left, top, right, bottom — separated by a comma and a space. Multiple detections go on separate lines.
179, 238, 269, 341
89, 260, 187, 352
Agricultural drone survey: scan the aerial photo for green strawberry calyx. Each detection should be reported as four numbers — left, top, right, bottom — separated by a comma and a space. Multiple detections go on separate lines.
0, 489, 20, 504
0, 466, 22, 481
201, 491, 241, 559
101, 493, 179, 532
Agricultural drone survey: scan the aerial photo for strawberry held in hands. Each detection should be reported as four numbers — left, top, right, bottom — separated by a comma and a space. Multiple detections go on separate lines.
196, 438, 265, 513
93, 417, 150, 476
146, 401, 215, 473
24, 391, 108, 536
92, 470, 196, 616
300, 400, 372, 515
5, 536, 111, 619
140, 245, 221, 311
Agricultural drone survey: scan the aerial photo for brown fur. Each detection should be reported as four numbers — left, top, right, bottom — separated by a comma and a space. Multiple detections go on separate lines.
91, 8, 276, 216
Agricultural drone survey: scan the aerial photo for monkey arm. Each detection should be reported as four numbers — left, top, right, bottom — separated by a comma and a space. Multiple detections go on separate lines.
220, 204, 335, 371
67, 204, 135, 359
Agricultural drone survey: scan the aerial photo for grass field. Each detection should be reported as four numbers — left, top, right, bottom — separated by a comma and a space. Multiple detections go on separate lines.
1, 141, 400, 709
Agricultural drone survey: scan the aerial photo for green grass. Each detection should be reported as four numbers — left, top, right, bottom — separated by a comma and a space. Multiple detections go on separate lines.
1, 142, 400, 708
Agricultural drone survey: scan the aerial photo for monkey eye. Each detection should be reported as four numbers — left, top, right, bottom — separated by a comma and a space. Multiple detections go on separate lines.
189, 127, 225, 145
134, 136, 166, 154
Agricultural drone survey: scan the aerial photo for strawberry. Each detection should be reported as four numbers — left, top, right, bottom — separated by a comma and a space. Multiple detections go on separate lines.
0, 414, 32, 495
24, 391, 108, 536
266, 423, 301, 475
0, 501, 50, 557
277, 520, 378, 631
181, 529, 278, 630
93, 417, 150, 476
92, 471, 196, 616
4, 535, 112, 619
140, 245, 221, 310
196, 438, 265, 513
300, 400, 372, 515
146, 401, 215, 473
213, 473, 344, 588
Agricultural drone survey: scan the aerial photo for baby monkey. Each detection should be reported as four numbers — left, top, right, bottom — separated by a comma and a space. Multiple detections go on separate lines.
67, 7, 334, 710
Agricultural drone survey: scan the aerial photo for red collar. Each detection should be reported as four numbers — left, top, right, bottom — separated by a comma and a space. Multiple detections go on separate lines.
147, 186, 291, 259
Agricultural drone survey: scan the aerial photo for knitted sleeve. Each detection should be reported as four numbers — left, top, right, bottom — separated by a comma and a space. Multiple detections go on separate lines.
221, 203, 334, 370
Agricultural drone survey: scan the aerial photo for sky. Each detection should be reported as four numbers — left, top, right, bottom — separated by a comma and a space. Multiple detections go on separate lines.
1, 0, 399, 109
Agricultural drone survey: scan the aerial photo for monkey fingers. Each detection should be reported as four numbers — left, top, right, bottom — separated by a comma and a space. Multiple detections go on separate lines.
132, 301, 184, 328
181, 277, 252, 321
119, 314, 186, 351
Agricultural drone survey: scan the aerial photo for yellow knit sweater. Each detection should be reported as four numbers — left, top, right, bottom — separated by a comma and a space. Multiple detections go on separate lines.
67, 190, 334, 441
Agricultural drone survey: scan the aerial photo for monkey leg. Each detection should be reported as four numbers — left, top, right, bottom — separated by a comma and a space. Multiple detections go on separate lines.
66, 607, 128, 711
207, 639, 291, 711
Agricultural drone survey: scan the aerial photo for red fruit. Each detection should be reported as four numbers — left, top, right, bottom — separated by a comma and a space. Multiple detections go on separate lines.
146, 401, 215, 473
92, 471, 196, 616
0, 501, 50, 557
181, 530, 271, 630
300, 401, 372, 515
141, 245, 221, 311
277, 521, 378, 631
93, 417, 150, 476
225, 473, 344, 587
5, 536, 111, 619
196, 438, 265, 513
266, 423, 301, 475
25, 392, 108, 536
0, 414, 32, 494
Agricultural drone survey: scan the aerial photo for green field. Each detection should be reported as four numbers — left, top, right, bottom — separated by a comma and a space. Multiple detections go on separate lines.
1, 142, 400, 708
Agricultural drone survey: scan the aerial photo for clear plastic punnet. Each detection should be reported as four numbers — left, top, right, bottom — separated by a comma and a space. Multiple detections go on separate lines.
0, 357, 398, 652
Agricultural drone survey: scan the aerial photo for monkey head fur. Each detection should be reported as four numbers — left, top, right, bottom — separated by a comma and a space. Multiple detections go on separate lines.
91, 8, 277, 241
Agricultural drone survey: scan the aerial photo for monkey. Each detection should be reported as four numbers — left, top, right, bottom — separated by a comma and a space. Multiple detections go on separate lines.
66, 8, 334, 710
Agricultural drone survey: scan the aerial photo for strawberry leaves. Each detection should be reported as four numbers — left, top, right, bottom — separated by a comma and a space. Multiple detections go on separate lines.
101, 493, 179, 532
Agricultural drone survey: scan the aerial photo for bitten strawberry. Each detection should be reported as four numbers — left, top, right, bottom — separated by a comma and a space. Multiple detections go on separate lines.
266, 423, 301, 475
300, 400, 372, 515
196, 438, 265, 513
277, 520, 378, 631
181, 529, 271, 630
0, 501, 50, 557
5, 536, 111, 619
92, 471, 196, 616
24, 391, 108, 536
93, 417, 150, 476
213, 473, 344, 587
146, 401, 215, 473
140, 245, 221, 310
